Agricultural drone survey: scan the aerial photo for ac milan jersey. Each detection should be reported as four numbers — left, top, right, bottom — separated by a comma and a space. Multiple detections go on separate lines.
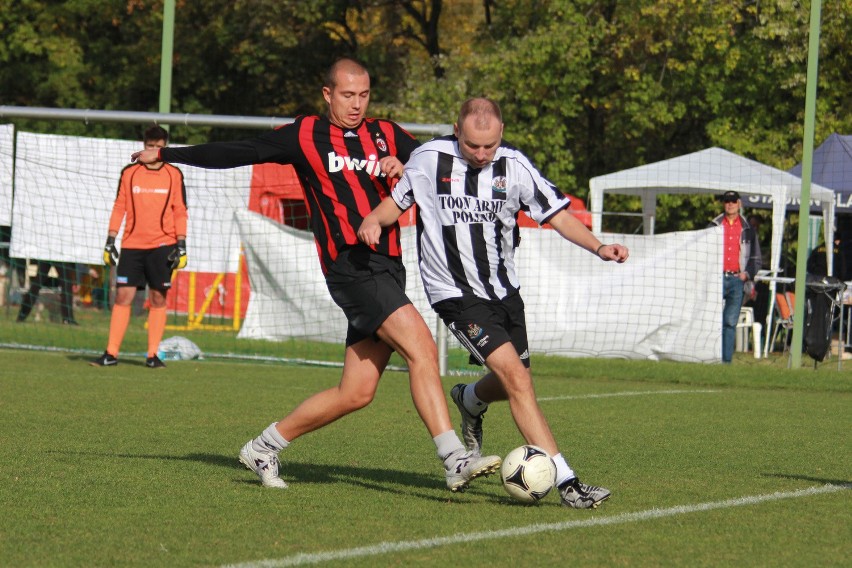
391, 136, 570, 304
160, 115, 419, 274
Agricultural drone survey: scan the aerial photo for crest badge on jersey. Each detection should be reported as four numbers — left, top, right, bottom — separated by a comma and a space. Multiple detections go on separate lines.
492, 176, 507, 193
375, 134, 387, 153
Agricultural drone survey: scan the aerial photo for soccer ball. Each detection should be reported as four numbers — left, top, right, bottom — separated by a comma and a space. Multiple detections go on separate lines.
500, 445, 557, 504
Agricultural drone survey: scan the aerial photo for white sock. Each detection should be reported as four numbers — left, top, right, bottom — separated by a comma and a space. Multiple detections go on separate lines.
552, 453, 576, 486
252, 422, 289, 453
463, 382, 489, 415
434, 430, 466, 462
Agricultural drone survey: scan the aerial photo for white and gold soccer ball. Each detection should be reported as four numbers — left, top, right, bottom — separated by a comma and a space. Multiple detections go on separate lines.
500, 445, 557, 503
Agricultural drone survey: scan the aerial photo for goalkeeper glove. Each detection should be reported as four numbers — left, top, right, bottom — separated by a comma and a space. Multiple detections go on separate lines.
103, 236, 119, 266
168, 239, 187, 270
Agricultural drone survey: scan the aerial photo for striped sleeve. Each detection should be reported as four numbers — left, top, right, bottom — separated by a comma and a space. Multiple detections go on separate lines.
513, 152, 570, 224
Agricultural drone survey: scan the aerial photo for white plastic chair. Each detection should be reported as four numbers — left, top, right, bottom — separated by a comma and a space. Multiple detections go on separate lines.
736, 306, 762, 359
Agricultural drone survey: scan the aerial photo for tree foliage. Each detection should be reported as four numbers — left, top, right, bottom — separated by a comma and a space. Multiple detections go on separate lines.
1, 0, 849, 232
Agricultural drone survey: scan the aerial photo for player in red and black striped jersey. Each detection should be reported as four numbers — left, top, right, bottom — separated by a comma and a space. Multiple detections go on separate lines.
155, 113, 415, 275
132, 57, 500, 491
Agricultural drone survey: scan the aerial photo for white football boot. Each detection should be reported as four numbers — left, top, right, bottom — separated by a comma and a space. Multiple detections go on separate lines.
239, 441, 288, 488
445, 450, 501, 492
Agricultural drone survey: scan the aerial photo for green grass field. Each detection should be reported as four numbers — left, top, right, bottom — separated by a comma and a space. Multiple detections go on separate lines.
0, 348, 850, 567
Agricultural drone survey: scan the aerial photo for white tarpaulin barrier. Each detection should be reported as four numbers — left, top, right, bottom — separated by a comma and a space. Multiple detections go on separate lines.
0, 124, 13, 226
9, 131, 251, 273
589, 146, 837, 358
235, 210, 437, 345
236, 209, 724, 362
517, 226, 723, 362
236, 210, 348, 343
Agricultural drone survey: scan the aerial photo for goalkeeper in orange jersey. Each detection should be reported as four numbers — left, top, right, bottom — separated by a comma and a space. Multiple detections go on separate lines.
91, 125, 188, 369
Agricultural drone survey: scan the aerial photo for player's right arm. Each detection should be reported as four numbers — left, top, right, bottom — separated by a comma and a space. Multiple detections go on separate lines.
131, 125, 299, 169
103, 167, 130, 265
108, 167, 131, 233
133, 143, 256, 168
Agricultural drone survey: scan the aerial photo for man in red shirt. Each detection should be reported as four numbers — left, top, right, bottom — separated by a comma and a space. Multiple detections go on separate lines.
130, 58, 500, 493
710, 190, 760, 363
91, 125, 188, 369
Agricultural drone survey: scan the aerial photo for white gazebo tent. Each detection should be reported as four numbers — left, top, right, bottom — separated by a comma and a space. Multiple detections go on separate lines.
589, 147, 836, 357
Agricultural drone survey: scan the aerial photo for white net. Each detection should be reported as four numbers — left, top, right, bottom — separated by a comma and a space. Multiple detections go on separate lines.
10, 124, 846, 366
235, 209, 724, 362
0, 124, 13, 226
9, 130, 250, 272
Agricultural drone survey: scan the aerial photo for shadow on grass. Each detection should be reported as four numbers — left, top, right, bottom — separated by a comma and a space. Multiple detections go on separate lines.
763, 472, 852, 486
242, 460, 490, 502
49, 449, 496, 502
66, 354, 150, 367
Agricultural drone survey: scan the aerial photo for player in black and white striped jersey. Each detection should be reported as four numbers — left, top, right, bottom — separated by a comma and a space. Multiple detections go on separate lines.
358, 97, 629, 509
381, 127, 566, 306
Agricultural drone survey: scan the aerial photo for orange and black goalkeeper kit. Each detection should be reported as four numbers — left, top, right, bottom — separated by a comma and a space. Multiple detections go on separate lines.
109, 162, 188, 249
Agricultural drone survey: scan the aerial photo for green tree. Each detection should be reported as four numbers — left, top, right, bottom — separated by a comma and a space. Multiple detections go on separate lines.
396, 0, 850, 235
1, 0, 848, 242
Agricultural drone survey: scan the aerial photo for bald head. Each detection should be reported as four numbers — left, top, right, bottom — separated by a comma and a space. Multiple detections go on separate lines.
455, 98, 504, 168
323, 57, 371, 129
324, 57, 369, 90
457, 98, 503, 131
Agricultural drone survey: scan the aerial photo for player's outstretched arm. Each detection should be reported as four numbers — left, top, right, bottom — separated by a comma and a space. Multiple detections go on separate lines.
358, 198, 405, 246
131, 149, 160, 164
548, 209, 629, 263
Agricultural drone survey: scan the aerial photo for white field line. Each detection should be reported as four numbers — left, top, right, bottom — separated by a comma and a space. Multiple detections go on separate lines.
537, 389, 720, 402
221, 484, 849, 568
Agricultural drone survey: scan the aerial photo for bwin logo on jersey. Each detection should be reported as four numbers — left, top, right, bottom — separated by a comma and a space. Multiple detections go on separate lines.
327, 152, 385, 177
491, 176, 508, 193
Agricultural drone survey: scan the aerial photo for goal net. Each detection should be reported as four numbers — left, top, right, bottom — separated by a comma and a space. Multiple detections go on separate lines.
2, 123, 732, 369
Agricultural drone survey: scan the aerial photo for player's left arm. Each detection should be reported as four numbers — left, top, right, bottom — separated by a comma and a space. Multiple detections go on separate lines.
547, 209, 629, 263
358, 197, 405, 246
379, 122, 421, 178
170, 168, 189, 269
171, 167, 189, 236
379, 156, 405, 179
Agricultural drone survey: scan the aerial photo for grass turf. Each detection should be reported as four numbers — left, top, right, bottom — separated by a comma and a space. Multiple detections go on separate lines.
0, 348, 849, 567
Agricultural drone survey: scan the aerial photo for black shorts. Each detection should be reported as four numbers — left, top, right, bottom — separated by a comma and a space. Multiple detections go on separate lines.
116, 246, 176, 292
433, 293, 530, 368
325, 246, 411, 346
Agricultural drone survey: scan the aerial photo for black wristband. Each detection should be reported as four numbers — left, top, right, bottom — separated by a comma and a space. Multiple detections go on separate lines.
106, 236, 115, 246
595, 244, 606, 257
177, 239, 186, 249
